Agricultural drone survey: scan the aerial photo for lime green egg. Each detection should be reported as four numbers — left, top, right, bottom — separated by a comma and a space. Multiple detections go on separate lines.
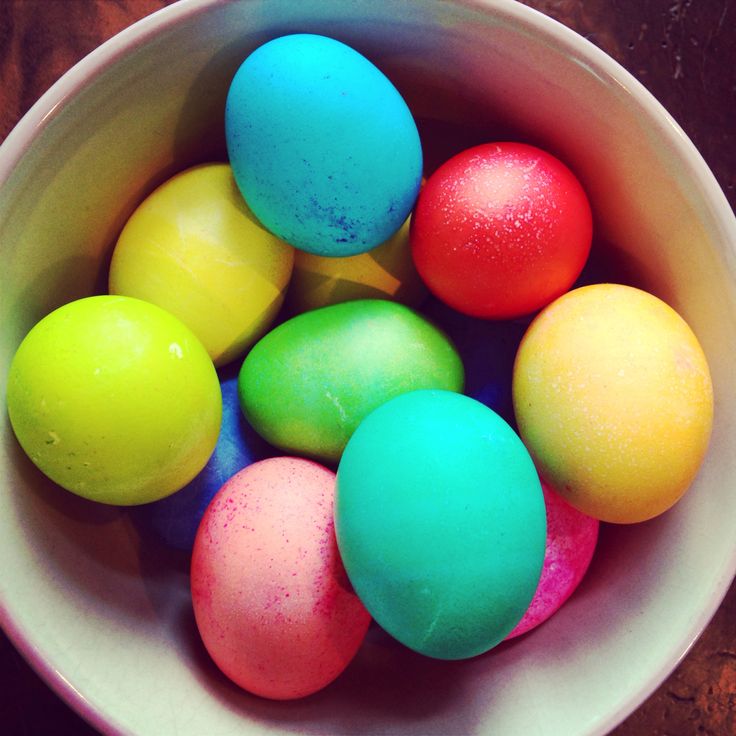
109, 163, 294, 367
6, 295, 222, 505
238, 299, 463, 463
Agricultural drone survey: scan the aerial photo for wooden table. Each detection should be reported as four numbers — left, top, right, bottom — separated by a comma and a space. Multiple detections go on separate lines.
1, 1, 734, 734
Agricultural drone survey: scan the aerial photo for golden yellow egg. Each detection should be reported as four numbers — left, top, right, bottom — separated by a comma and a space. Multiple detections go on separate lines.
513, 283, 713, 523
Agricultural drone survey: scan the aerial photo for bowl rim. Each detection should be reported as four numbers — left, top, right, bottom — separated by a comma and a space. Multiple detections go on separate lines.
1, 1, 735, 735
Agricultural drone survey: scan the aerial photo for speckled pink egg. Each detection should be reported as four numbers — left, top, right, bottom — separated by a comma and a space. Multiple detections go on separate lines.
190, 456, 371, 699
506, 479, 598, 639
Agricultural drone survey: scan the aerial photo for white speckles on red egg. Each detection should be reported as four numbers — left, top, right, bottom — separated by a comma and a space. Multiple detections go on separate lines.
190, 456, 371, 699
410, 142, 592, 318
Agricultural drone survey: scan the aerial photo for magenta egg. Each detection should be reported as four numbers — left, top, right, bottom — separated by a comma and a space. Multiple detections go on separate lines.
190, 456, 371, 699
506, 479, 599, 639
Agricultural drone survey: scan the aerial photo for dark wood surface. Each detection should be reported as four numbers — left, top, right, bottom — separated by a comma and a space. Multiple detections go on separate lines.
0, 1, 734, 734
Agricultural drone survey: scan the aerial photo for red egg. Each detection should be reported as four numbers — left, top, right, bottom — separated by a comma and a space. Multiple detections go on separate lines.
190, 457, 371, 700
410, 142, 592, 318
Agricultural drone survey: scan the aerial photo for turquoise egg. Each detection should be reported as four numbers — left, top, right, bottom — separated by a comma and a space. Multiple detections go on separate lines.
335, 389, 546, 660
225, 34, 422, 257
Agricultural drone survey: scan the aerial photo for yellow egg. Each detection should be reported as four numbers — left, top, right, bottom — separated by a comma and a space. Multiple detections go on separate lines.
109, 163, 294, 366
512, 283, 713, 524
285, 214, 426, 314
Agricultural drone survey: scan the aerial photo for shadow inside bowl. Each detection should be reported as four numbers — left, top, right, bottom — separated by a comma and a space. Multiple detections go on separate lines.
172, 600, 489, 736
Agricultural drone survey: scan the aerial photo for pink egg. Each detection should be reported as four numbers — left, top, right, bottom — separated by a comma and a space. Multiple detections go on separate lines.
190, 456, 371, 699
506, 479, 599, 639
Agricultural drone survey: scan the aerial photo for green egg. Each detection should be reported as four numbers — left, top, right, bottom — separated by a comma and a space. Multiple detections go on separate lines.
238, 299, 463, 462
335, 389, 546, 660
6, 295, 221, 506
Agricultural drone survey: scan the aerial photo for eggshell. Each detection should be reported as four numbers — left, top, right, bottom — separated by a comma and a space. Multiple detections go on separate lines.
6, 295, 221, 505
411, 142, 592, 318
335, 389, 546, 660
109, 163, 294, 367
285, 213, 426, 314
225, 34, 422, 256
134, 374, 269, 550
513, 283, 714, 523
238, 299, 464, 462
506, 479, 598, 639
190, 457, 371, 700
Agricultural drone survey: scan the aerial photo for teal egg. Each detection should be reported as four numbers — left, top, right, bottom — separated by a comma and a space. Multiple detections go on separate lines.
225, 34, 422, 257
238, 300, 463, 463
335, 389, 546, 660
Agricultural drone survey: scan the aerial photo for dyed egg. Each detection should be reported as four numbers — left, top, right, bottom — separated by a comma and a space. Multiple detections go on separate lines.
513, 283, 714, 523
109, 163, 294, 367
506, 479, 598, 639
135, 374, 269, 550
6, 295, 221, 505
411, 142, 592, 318
285, 213, 426, 314
225, 34, 422, 256
335, 389, 546, 660
238, 299, 464, 463
422, 296, 527, 427
191, 457, 371, 699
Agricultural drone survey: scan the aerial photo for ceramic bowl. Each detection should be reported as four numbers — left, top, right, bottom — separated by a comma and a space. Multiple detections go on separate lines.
1, 1, 735, 734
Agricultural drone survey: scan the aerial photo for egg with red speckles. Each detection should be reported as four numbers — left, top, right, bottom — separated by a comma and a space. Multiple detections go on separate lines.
411, 142, 592, 319
506, 479, 599, 639
190, 456, 371, 700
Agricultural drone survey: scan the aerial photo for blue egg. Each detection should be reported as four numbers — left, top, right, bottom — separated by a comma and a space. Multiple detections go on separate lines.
225, 34, 423, 257
135, 375, 268, 550
423, 297, 528, 428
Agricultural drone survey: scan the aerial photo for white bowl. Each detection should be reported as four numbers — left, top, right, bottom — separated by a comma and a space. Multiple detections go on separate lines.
1, 1, 735, 734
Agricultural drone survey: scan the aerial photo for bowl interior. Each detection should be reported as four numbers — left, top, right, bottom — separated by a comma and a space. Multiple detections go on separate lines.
1, 1, 735, 734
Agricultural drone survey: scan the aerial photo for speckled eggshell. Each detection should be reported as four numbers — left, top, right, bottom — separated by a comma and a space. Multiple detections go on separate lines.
191, 456, 371, 700
134, 374, 269, 550
506, 479, 598, 639
225, 34, 422, 256
410, 142, 592, 319
513, 283, 714, 523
